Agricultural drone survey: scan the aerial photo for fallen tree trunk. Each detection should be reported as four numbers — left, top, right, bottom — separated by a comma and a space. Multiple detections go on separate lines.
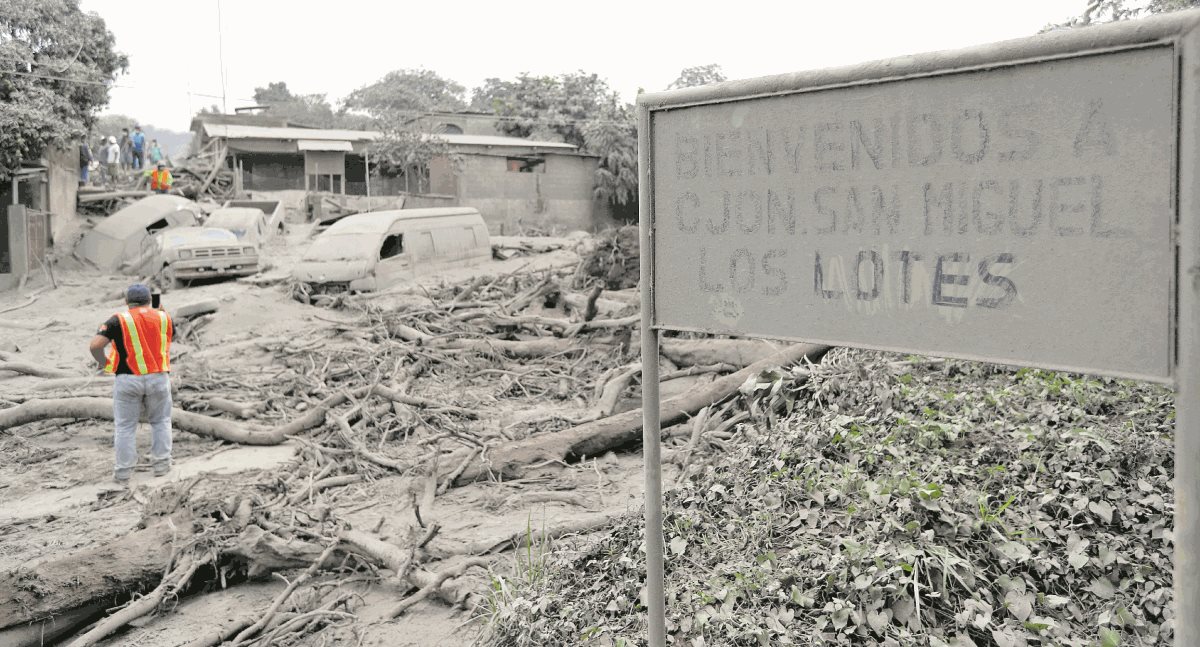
561, 293, 635, 318
77, 190, 151, 203
173, 299, 220, 321
430, 337, 601, 358
0, 397, 281, 444
0, 362, 75, 378
24, 375, 113, 391
0, 515, 187, 631
0, 380, 474, 442
448, 343, 829, 484
660, 338, 790, 368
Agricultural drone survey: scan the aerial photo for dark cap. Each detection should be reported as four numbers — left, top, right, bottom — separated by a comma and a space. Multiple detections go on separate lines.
125, 283, 151, 304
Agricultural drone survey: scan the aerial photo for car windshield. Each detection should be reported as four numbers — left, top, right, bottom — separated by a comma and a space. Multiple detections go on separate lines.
303, 234, 376, 261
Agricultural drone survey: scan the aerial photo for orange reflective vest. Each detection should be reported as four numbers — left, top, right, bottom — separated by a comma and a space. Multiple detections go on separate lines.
102, 306, 172, 375
103, 342, 118, 374
150, 168, 172, 191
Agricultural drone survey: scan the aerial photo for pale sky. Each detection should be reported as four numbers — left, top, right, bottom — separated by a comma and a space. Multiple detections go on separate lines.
79, 0, 1086, 132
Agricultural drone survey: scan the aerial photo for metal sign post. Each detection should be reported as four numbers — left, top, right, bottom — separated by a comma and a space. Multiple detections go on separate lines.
1176, 21, 1200, 645
639, 100, 668, 647
638, 9, 1200, 645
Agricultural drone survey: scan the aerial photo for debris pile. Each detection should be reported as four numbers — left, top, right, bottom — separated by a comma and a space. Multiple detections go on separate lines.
574, 225, 639, 290
477, 350, 1175, 646
0, 253, 823, 646
171, 138, 236, 202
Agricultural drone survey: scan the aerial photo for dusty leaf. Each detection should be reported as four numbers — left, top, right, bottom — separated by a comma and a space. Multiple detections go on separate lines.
867, 609, 890, 634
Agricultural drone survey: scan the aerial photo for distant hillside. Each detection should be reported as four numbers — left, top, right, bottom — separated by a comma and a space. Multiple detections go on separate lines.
92, 114, 193, 161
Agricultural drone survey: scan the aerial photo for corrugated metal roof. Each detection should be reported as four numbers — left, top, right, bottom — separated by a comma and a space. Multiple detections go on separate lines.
435, 133, 576, 150
298, 139, 353, 152
203, 123, 381, 141
203, 123, 576, 150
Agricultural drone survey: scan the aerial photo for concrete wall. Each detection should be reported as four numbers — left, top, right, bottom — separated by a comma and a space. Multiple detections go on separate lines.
43, 146, 78, 244
247, 190, 456, 224
450, 153, 615, 234
417, 113, 501, 136
0, 205, 31, 292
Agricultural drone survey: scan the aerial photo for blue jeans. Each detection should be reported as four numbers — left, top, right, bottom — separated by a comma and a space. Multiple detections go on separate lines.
112, 373, 172, 479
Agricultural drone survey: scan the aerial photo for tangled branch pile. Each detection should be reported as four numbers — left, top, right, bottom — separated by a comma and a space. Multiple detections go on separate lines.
3, 256, 822, 645
574, 226, 639, 290
478, 349, 1174, 646
172, 139, 236, 202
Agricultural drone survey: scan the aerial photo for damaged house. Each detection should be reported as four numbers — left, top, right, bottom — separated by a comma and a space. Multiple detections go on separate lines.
190, 112, 616, 233
0, 147, 79, 291
189, 114, 380, 194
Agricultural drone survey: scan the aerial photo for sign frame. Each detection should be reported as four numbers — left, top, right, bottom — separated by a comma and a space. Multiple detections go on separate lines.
638, 9, 1200, 647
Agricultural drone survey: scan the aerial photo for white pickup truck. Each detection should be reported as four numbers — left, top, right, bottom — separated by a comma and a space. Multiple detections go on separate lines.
152, 227, 259, 289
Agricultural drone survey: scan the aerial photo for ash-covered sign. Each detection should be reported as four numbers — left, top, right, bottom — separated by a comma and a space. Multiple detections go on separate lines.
650, 46, 1175, 380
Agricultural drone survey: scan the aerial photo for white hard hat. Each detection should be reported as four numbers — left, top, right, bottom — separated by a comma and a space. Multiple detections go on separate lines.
108, 136, 116, 144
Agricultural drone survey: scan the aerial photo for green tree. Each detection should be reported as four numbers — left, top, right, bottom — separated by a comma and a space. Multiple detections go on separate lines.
343, 68, 466, 119
667, 63, 727, 90
0, 0, 127, 177
252, 81, 337, 127
471, 71, 639, 215
470, 71, 616, 148
1049, 0, 1198, 28
368, 117, 460, 192
583, 100, 638, 217
345, 69, 468, 189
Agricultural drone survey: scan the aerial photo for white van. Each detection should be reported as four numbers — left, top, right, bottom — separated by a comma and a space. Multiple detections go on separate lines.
293, 207, 490, 293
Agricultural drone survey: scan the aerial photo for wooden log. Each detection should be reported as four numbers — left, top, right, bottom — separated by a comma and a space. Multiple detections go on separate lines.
206, 397, 259, 419
0, 362, 75, 378
431, 337, 600, 359
0, 515, 186, 631
660, 338, 791, 369
562, 293, 632, 318
447, 344, 829, 485
197, 142, 227, 196
76, 190, 152, 203
173, 299, 220, 321
24, 376, 113, 391
0, 397, 284, 444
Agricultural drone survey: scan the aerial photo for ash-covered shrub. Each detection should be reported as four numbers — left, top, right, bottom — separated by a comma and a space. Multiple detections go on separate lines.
477, 350, 1174, 647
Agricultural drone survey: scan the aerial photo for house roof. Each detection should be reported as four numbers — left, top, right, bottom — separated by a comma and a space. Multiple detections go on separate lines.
201, 122, 576, 151
298, 139, 354, 152
202, 123, 381, 142
436, 133, 576, 150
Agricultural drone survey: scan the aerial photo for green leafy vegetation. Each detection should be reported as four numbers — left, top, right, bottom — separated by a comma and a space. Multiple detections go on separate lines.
476, 349, 1174, 646
0, 0, 127, 177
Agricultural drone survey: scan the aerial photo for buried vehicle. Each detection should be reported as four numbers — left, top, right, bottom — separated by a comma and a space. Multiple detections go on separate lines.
204, 207, 272, 246
148, 227, 260, 288
293, 207, 490, 294
76, 195, 202, 273
219, 199, 285, 234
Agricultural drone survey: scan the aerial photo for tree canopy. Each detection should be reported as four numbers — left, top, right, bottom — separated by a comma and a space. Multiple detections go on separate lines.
251, 81, 340, 127
667, 63, 727, 90
343, 68, 466, 119
1048, 0, 1199, 29
470, 71, 616, 149
0, 0, 126, 177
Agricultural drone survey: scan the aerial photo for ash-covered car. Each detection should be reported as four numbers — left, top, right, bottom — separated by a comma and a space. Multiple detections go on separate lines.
149, 227, 260, 288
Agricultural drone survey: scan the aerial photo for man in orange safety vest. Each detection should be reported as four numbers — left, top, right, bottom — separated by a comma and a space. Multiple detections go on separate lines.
88, 283, 174, 484
150, 161, 172, 194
